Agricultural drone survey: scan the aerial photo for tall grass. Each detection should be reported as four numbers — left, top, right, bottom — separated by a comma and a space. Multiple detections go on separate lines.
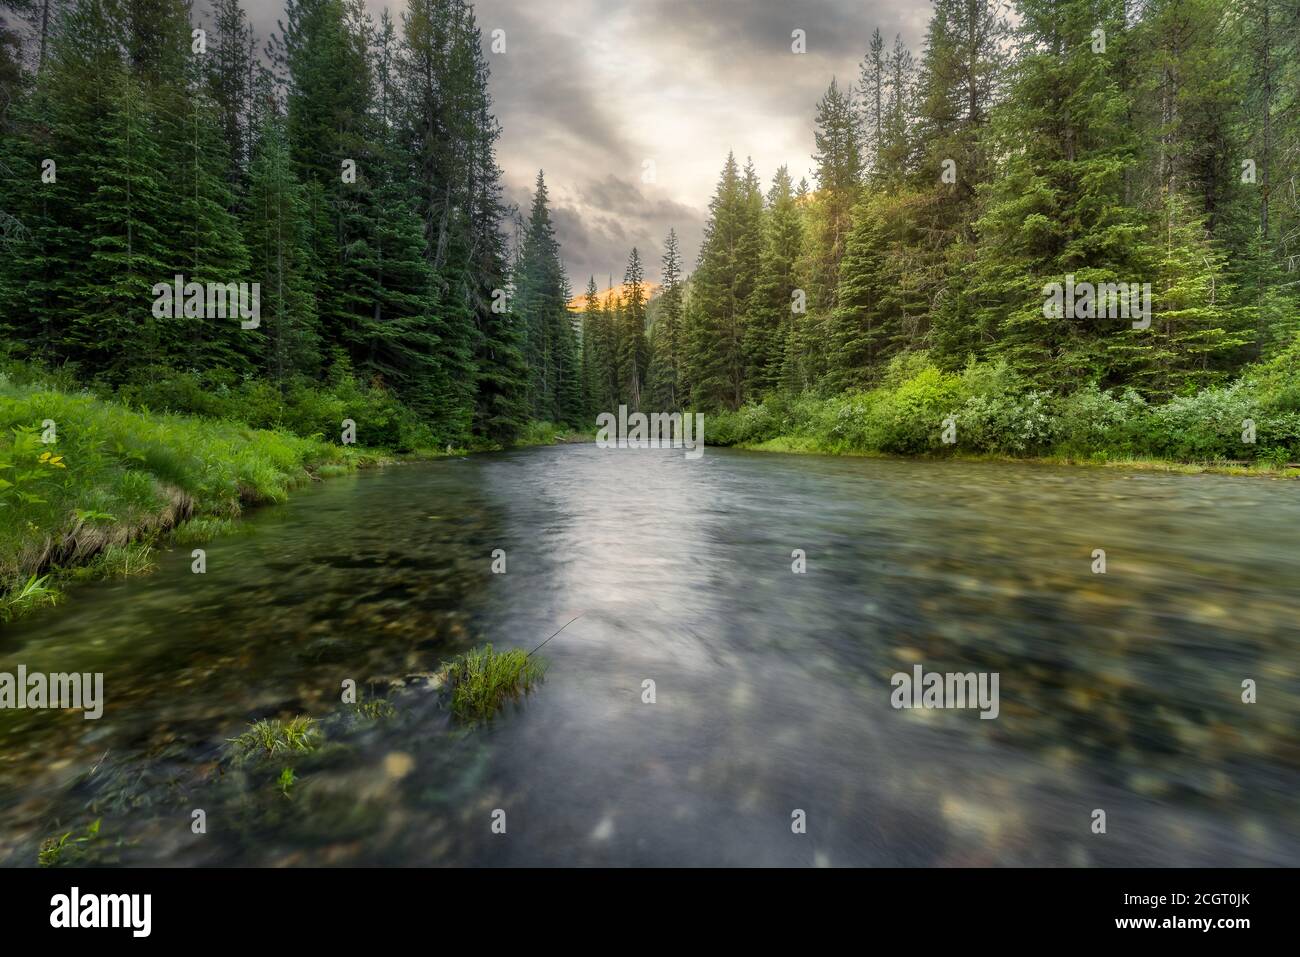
226, 716, 322, 762
0, 375, 355, 621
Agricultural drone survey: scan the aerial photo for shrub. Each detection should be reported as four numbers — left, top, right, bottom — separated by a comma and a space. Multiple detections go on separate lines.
1144, 383, 1258, 461
1054, 385, 1147, 457
959, 389, 1057, 454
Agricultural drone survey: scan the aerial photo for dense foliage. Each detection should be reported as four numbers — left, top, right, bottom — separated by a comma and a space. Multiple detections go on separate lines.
576, 0, 1300, 463
2, 0, 1298, 461
0, 0, 536, 446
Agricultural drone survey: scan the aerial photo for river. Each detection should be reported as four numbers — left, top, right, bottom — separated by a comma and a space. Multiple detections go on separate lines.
1, 445, 1296, 866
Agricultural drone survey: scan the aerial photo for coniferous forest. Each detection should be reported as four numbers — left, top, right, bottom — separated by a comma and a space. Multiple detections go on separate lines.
2, 0, 1299, 458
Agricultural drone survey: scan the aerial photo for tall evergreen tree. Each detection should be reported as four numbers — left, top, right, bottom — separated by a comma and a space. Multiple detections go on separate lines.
745, 166, 802, 397
686, 153, 763, 409
617, 246, 647, 410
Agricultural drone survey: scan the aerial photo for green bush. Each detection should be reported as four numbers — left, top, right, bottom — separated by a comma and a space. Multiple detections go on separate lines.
702, 352, 1300, 466
1053, 385, 1146, 457
1143, 384, 1257, 461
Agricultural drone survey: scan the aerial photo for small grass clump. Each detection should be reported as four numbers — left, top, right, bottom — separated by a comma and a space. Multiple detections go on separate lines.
277, 767, 297, 798
38, 818, 102, 867
352, 697, 397, 721
227, 716, 322, 762
443, 644, 547, 722
0, 572, 62, 622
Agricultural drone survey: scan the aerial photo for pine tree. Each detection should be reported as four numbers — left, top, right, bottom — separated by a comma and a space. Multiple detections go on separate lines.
745, 166, 803, 397
514, 170, 577, 421
686, 153, 762, 409
169, 74, 253, 374
579, 275, 602, 415
243, 112, 319, 383
656, 228, 685, 406
938, 0, 1151, 389
860, 29, 886, 175
205, 0, 255, 183
791, 81, 863, 388
617, 246, 647, 410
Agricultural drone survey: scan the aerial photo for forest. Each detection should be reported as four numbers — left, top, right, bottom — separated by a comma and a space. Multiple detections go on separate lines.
579, 0, 1300, 462
2, 0, 1298, 463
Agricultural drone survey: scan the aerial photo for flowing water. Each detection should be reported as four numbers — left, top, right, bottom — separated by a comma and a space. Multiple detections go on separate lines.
1, 445, 1297, 866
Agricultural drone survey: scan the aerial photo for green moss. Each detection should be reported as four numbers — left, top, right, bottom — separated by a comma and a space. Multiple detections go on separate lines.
443, 644, 547, 722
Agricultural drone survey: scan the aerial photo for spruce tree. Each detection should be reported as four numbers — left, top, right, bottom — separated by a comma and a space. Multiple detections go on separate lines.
617, 246, 647, 410
745, 166, 802, 397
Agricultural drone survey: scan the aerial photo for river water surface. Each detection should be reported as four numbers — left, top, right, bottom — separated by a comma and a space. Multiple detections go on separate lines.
1, 446, 1297, 866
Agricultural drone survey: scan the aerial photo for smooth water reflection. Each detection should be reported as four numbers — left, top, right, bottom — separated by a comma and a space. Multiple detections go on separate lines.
0, 446, 1296, 866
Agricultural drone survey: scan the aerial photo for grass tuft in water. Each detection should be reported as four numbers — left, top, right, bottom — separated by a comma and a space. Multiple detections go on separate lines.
38, 818, 102, 867
443, 644, 547, 722
0, 573, 62, 622
277, 767, 296, 798
227, 716, 322, 762
352, 697, 397, 721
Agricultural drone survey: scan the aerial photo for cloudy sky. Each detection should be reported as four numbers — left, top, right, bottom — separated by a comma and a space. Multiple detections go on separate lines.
233, 0, 931, 285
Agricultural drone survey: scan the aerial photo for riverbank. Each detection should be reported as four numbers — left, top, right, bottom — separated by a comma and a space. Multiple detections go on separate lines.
730, 434, 1299, 478
706, 354, 1300, 477
0, 377, 582, 623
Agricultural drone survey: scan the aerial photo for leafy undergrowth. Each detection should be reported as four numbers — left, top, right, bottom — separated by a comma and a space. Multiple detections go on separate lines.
512, 420, 594, 448
443, 644, 548, 722
0, 377, 374, 623
707, 353, 1300, 474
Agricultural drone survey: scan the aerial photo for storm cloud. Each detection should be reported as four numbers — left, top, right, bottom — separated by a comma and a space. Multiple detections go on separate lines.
210, 0, 930, 284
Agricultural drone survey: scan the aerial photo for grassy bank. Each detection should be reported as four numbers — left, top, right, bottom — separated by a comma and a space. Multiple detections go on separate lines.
0, 362, 591, 622
707, 353, 1300, 476
513, 421, 595, 447
0, 375, 385, 622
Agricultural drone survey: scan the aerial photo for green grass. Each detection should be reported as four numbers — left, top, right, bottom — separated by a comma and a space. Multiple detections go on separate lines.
443, 644, 547, 722
277, 767, 297, 798
513, 421, 594, 448
0, 572, 62, 622
351, 697, 397, 721
226, 716, 322, 762
0, 375, 369, 622
37, 818, 103, 867
0, 368, 578, 622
